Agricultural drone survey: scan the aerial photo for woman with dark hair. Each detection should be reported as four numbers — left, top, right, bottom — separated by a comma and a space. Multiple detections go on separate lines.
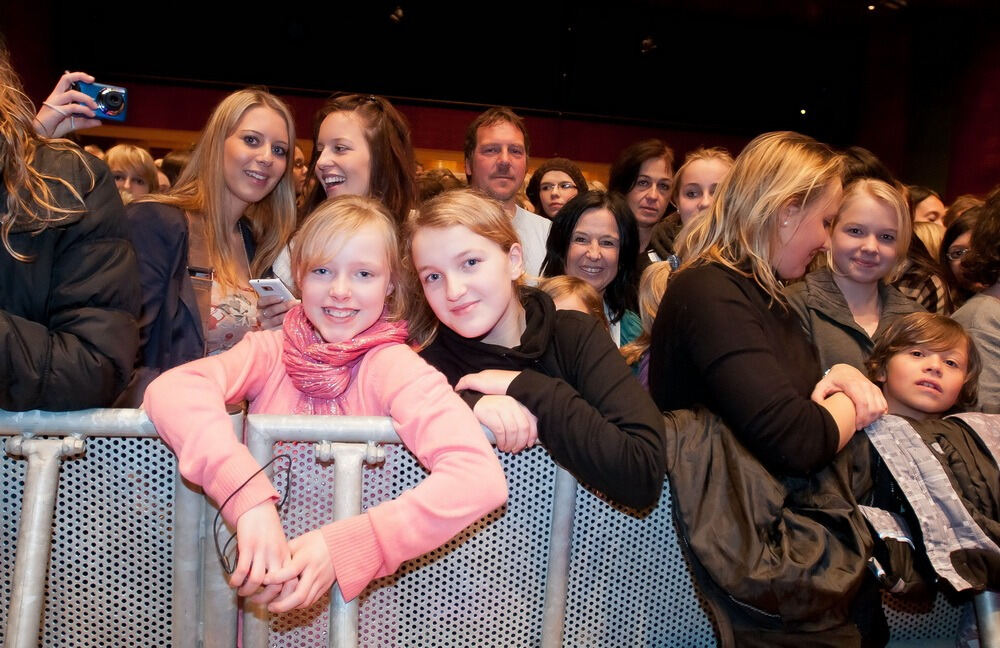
608, 139, 674, 267
940, 206, 983, 310
952, 189, 1000, 412
273, 93, 419, 287
525, 157, 588, 219
300, 93, 417, 224
907, 184, 946, 227
541, 190, 641, 347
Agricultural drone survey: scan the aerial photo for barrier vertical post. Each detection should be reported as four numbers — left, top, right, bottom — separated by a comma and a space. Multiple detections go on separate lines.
172, 474, 205, 648
540, 467, 578, 648
4, 436, 85, 648
316, 442, 382, 648
241, 427, 276, 648
200, 412, 245, 648
974, 591, 1000, 647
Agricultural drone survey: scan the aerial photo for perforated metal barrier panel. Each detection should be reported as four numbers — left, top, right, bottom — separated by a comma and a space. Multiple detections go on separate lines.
0, 420, 969, 647
2, 437, 176, 647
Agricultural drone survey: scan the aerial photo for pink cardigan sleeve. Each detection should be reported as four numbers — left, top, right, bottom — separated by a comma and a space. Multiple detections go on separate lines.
143, 331, 285, 524
320, 344, 508, 600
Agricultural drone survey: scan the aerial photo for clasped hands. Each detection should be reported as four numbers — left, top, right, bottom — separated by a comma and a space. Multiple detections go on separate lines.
230, 502, 335, 613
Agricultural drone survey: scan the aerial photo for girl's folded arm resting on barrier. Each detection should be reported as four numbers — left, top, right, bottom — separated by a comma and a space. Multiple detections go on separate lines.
307, 343, 507, 602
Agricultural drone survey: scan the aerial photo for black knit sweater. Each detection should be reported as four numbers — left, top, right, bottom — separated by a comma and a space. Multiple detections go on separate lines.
419, 287, 666, 509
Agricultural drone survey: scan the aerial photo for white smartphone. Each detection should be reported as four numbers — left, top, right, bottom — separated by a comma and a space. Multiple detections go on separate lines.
249, 278, 295, 302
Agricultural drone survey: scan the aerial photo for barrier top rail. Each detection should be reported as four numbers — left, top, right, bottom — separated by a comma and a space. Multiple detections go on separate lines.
0, 408, 157, 438
0, 408, 498, 444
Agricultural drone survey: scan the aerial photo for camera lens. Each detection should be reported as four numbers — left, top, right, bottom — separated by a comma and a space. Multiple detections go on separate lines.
98, 89, 125, 116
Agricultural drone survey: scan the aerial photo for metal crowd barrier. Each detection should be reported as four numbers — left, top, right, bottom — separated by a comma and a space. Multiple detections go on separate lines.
0, 408, 973, 647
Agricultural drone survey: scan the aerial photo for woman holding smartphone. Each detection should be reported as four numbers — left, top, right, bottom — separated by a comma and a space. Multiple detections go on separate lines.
120, 88, 297, 405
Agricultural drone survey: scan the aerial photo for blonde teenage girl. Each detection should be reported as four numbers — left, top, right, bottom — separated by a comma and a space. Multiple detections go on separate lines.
785, 178, 924, 372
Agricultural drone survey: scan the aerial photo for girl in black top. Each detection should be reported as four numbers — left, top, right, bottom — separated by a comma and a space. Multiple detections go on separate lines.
406, 188, 665, 510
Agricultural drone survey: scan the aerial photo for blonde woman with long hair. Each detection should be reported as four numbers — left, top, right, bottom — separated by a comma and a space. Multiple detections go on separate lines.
0, 46, 139, 410
649, 131, 890, 646
123, 88, 297, 404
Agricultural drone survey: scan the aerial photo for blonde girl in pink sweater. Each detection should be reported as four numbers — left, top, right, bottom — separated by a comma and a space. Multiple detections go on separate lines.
144, 195, 507, 613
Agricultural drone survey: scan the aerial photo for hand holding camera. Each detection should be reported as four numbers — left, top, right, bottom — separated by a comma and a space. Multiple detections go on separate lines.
33, 70, 127, 138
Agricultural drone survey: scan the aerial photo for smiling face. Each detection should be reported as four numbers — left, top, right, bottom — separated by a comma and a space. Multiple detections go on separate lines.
565, 207, 621, 296
626, 156, 672, 228
830, 193, 900, 286
538, 170, 578, 218
772, 181, 843, 281
880, 342, 969, 420
411, 224, 525, 347
298, 223, 393, 344
315, 111, 373, 199
222, 106, 289, 213
675, 158, 729, 225
466, 121, 528, 207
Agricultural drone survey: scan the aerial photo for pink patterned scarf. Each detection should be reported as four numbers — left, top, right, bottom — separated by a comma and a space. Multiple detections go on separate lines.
282, 305, 409, 414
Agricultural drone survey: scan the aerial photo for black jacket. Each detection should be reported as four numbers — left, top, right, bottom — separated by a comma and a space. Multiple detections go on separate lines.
0, 145, 139, 410
118, 202, 257, 407
650, 262, 841, 475
419, 287, 666, 509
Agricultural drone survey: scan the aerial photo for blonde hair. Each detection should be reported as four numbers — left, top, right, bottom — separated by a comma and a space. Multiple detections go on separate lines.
139, 88, 297, 291
913, 221, 944, 260
621, 261, 672, 365
1, 46, 93, 261
676, 131, 843, 304
105, 144, 159, 193
537, 275, 608, 330
829, 178, 911, 278
668, 147, 734, 207
404, 188, 522, 346
291, 195, 405, 321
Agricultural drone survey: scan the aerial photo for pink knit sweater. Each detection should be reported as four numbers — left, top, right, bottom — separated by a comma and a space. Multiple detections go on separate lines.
144, 329, 507, 600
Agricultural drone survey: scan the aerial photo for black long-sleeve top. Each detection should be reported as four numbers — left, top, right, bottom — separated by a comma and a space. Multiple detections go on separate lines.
648, 262, 840, 475
419, 287, 666, 509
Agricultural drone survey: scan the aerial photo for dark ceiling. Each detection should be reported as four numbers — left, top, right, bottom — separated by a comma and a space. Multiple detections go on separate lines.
8, 0, 999, 146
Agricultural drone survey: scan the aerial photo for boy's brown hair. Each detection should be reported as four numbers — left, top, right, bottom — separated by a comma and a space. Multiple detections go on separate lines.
866, 312, 982, 410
